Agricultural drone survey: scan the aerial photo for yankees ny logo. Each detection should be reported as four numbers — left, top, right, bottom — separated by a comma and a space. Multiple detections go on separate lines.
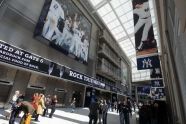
142, 58, 152, 68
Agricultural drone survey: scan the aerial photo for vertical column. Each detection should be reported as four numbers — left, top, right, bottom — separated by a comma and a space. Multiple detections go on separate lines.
7, 70, 31, 103
135, 86, 138, 103
82, 85, 86, 107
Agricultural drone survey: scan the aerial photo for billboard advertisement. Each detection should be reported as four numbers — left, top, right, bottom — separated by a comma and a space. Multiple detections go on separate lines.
34, 0, 92, 63
132, 0, 158, 56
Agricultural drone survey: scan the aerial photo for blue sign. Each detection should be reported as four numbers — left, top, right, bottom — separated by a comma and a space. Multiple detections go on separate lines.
137, 55, 160, 70
137, 86, 151, 94
151, 79, 164, 87
150, 67, 162, 78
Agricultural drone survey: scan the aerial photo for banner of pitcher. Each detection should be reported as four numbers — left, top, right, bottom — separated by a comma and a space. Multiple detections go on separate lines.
34, 0, 92, 64
132, 0, 160, 70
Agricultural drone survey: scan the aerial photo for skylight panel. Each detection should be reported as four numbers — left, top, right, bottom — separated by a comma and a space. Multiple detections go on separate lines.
90, 0, 104, 6
111, 26, 124, 35
115, 32, 126, 40
120, 14, 128, 23
126, 11, 133, 20
102, 11, 117, 24
107, 19, 120, 30
110, 0, 129, 8
126, 27, 134, 34
123, 22, 133, 29
97, 3, 112, 16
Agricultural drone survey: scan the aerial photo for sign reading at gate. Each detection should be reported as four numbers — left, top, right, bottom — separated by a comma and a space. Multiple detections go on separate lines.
0, 40, 105, 89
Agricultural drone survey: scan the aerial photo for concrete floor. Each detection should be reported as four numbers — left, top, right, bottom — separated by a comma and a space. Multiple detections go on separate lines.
0, 108, 137, 124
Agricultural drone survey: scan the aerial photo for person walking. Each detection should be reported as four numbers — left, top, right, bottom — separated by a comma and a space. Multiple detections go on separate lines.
98, 100, 103, 124
118, 100, 124, 124
19, 101, 35, 124
31, 93, 39, 118
49, 95, 58, 118
35, 94, 46, 121
88, 98, 99, 124
122, 100, 130, 124
9, 101, 35, 124
102, 100, 108, 124
43, 95, 51, 116
71, 98, 76, 113
11, 90, 20, 108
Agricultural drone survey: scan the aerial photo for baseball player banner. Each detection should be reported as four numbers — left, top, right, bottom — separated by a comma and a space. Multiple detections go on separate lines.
34, 0, 92, 64
132, 0, 158, 57
150, 67, 162, 78
151, 79, 164, 87
137, 55, 160, 70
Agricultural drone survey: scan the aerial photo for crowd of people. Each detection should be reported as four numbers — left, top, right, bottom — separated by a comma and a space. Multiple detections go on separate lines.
8, 90, 58, 124
88, 98, 133, 124
137, 100, 168, 124
5, 90, 168, 124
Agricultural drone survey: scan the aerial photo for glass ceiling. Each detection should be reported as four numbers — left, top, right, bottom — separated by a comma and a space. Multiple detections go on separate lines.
88, 0, 160, 82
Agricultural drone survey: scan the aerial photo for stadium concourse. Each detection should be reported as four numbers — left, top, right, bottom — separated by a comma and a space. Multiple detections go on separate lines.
0, 108, 137, 124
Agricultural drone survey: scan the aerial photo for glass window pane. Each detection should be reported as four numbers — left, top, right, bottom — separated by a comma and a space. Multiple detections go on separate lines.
90, 0, 104, 6
120, 14, 128, 23
107, 19, 120, 30
111, 0, 129, 8
111, 26, 124, 35
102, 11, 117, 24
97, 4, 112, 16
115, 32, 126, 40
126, 27, 134, 34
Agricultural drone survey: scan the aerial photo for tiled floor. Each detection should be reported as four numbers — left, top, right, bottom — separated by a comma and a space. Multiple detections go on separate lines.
0, 108, 137, 124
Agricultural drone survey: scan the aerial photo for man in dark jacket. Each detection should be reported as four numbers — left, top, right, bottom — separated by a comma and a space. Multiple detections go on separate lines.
122, 100, 130, 124
89, 99, 99, 124
9, 101, 35, 124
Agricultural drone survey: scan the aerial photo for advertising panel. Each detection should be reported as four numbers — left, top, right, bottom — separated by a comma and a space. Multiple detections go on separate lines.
34, 0, 92, 63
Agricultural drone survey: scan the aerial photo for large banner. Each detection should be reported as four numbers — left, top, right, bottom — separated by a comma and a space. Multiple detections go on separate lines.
132, 0, 160, 70
34, 0, 91, 64
137, 55, 160, 70
0, 40, 105, 89
132, 0, 158, 56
